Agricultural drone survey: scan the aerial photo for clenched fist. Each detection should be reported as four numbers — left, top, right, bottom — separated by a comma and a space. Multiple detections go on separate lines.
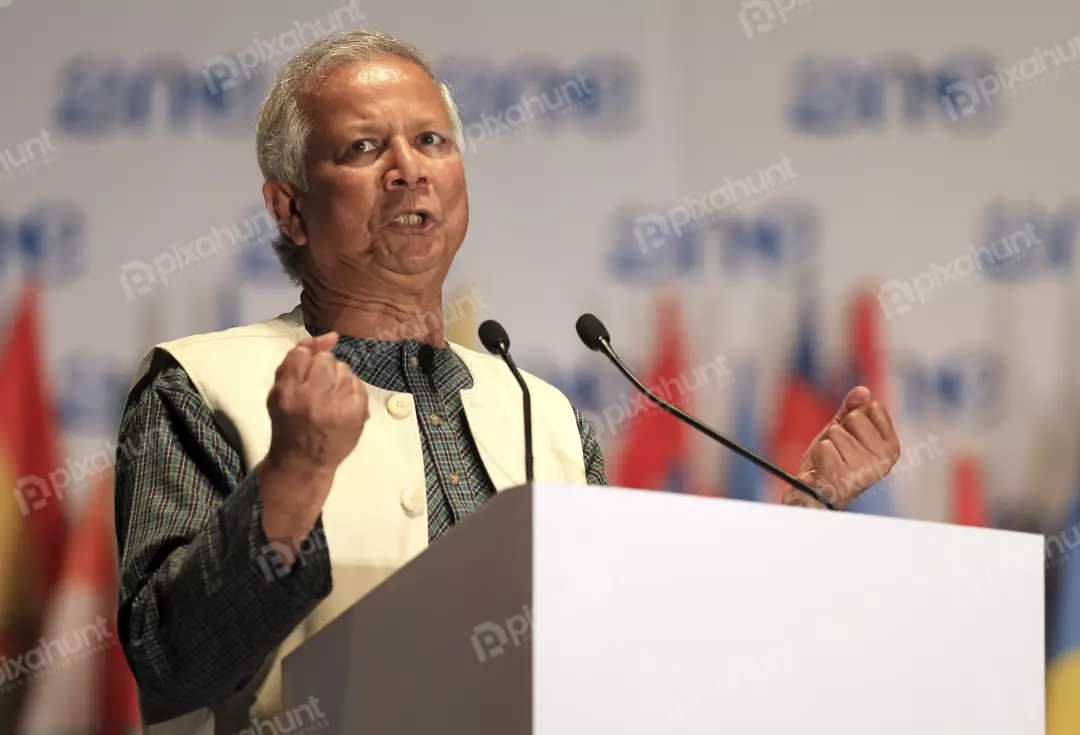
267, 331, 369, 471
259, 331, 369, 550
785, 386, 901, 509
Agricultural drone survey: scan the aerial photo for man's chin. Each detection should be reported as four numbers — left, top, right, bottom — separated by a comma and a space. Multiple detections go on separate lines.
383, 238, 452, 275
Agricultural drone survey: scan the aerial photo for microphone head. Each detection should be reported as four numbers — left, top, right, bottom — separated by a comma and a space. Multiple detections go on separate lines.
575, 313, 610, 352
478, 319, 510, 355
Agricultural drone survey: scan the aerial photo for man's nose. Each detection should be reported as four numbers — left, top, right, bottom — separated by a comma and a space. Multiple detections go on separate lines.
383, 137, 429, 191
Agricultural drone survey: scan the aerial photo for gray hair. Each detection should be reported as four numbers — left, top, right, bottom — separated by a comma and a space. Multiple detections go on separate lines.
255, 30, 464, 283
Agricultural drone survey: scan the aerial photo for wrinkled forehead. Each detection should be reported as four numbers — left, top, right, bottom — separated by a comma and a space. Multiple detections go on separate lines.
297, 56, 449, 125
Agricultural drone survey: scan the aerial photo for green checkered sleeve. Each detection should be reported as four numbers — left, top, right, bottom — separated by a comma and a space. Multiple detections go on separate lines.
114, 355, 331, 720
576, 408, 609, 486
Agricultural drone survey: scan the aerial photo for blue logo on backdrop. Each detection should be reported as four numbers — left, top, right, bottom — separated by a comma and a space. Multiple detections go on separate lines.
215, 204, 289, 330
439, 55, 641, 138
979, 200, 1079, 279
54, 56, 266, 137
236, 205, 287, 285
531, 362, 603, 413
606, 199, 819, 285
0, 202, 84, 285
55, 351, 132, 433
897, 351, 1002, 424
238, 237, 290, 285
788, 53, 1002, 135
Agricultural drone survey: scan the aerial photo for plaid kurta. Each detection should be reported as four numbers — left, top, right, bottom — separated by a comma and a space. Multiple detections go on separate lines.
114, 334, 607, 716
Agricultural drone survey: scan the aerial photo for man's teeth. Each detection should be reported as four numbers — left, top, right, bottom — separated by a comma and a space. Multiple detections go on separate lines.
393, 213, 424, 225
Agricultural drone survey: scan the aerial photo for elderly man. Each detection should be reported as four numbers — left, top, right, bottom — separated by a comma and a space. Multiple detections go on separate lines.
114, 29, 901, 733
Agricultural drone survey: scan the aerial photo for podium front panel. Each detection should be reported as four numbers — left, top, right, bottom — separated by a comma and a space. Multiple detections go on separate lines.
533, 484, 1044, 735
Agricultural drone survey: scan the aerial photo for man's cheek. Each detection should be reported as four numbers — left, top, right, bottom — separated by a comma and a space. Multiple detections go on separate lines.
438, 173, 470, 243
305, 209, 368, 264
318, 187, 374, 239
437, 161, 469, 207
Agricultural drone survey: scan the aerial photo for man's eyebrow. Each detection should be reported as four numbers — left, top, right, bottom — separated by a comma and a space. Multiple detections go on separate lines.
337, 118, 448, 135
339, 122, 385, 135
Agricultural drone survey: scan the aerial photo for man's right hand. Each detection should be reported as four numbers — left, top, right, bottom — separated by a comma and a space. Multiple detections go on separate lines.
259, 331, 369, 555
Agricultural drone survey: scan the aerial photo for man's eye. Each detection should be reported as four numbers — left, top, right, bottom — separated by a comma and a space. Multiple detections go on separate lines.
419, 132, 446, 146
353, 140, 376, 153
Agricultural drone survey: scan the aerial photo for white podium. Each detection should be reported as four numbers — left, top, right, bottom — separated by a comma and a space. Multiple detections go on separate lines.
281, 483, 1045, 734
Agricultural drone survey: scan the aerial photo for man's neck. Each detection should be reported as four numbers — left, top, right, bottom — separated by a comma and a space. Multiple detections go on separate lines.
300, 287, 447, 347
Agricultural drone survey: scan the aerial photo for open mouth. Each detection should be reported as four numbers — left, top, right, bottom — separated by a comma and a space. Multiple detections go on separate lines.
388, 212, 434, 228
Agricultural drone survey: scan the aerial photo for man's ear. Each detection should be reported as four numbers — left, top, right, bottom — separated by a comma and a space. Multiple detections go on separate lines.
262, 180, 308, 246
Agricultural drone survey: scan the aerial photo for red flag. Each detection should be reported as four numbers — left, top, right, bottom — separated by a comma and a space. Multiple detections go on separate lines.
851, 288, 888, 401
0, 284, 66, 586
16, 471, 142, 734
844, 289, 894, 516
103, 621, 142, 735
769, 293, 833, 502
0, 283, 68, 724
951, 454, 990, 527
610, 297, 695, 493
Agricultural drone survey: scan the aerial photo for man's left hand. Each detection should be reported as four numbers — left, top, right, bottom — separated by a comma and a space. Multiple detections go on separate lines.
783, 386, 901, 509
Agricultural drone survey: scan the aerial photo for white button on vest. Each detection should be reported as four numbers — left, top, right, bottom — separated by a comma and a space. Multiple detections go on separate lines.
401, 488, 425, 517
386, 393, 413, 419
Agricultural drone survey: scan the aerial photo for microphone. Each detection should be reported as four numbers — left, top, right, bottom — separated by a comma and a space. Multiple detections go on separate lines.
574, 313, 839, 511
478, 320, 534, 485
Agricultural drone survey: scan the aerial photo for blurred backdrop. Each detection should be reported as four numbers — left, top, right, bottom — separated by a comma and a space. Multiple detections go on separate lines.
1, 0, 1079, 731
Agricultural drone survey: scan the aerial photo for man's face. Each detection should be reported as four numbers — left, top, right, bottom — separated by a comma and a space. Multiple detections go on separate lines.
277, 56, 468, 287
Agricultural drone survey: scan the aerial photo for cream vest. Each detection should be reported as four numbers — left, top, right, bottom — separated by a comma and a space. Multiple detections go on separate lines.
128, 306, 587, 734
